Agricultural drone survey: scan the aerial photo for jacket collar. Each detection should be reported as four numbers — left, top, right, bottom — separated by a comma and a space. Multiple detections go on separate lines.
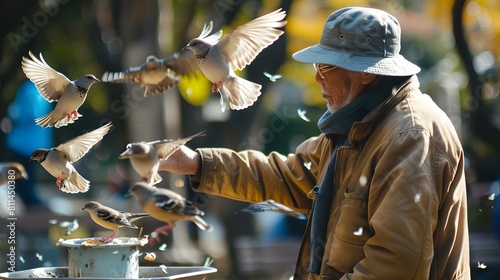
349, 75, 421, 143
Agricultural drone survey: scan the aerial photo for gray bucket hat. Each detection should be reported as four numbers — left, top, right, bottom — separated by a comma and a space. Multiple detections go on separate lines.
292, 7, 420, 76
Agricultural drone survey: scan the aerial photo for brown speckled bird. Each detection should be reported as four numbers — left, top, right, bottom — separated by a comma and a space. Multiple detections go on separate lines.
119, 131, 204, 185
102, 49, 198, 96
127, 182, 212, 237
0, 162, 29, 185
82, 201, 149, 242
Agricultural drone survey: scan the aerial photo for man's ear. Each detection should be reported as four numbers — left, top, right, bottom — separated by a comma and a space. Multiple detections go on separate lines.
361, 73, 377, 85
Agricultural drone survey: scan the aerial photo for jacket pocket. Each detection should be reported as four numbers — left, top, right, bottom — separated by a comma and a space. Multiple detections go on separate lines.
327, 191, 371, 273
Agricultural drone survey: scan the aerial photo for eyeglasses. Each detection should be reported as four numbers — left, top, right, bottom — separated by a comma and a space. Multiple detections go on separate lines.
313, 63, 337, 79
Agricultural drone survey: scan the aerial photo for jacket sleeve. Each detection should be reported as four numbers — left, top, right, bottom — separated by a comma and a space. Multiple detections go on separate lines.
342, 129, 464, 279
190, 135, 329, 212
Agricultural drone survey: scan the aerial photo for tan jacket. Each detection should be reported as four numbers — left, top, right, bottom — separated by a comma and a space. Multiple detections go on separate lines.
192, 76, 470, 279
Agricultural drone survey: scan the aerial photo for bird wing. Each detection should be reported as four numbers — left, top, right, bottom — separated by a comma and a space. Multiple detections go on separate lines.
241, 199, 307, 219
55, 122, 112, 163
161, 49, 199, 76
97, 208, 134, 227
101, 65, 146, 84
21, 51, 72, 102
216, 9, 287, 71
151, 130, 205, 159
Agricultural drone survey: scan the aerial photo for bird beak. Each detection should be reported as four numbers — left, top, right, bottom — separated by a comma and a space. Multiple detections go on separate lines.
94, 77, 100, 82
125, 191, 132, 197
81, 207, 86, 211
182, 44, 191, 51
29, 156, 34, 162
118, 150, 131, 159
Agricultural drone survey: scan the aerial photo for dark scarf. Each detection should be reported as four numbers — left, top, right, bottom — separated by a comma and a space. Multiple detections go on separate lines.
309, 77, 404, 274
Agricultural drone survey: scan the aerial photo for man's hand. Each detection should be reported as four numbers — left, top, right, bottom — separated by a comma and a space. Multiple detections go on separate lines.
158, 145, 199, 175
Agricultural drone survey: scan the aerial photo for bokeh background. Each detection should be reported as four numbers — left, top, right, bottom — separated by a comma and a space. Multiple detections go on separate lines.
1, 0, 500, 279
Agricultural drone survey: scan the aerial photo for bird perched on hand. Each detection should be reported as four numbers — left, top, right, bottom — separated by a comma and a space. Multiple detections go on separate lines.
0, 162, 29, 186
30, 122, 112, 193
127, 182, 213, 237
184, 9, 287, 112
102, 49, 198, 96
119, 131, 204, 185
82, 201, 149, 242
21, 51, 100, 128
240, 199, 307, 220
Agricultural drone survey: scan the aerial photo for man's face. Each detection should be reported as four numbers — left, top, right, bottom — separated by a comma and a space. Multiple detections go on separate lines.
314, 64, 371, 112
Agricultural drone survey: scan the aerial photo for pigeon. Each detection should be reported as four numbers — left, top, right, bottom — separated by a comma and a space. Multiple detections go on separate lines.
0, 162, 29, 185
127, 182, 213, 237
102, 49, 198, 96
240, 199, 307, 220
184, 9, 287, 111
29, 122, 112, 193
21, 51, 100, 128
119, 130, 205, 185
82, 201, 149, 242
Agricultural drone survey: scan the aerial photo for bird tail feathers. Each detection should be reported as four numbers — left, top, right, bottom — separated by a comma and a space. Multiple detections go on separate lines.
192, 216, 213, 231
129, 213, 150, 223
61, 172, 89, 194
222, 76, 261, 111
36, 112, 82, 128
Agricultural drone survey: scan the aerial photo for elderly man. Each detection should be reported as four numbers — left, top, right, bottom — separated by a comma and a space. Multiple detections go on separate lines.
160, 6, 471, 279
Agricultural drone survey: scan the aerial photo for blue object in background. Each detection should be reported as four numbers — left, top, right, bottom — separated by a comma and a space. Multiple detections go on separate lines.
5, 80, 53, 207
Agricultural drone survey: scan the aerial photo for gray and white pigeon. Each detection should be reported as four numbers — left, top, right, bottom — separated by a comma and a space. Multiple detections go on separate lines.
29, 122, 112, 193
21, 51, 100, 128
184, 9, 287, 112
240, 199, 307, 220
119, 131, 205, 185
0, 162, 29, 185
102, 49, 198, 96
82, 201, 149, 241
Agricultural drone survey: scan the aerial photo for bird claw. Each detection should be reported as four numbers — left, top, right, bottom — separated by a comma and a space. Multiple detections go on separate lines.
56, 177, 65, 188
149, 224, 174, 243
63, 111, 79, 122
211, 81, 223, 93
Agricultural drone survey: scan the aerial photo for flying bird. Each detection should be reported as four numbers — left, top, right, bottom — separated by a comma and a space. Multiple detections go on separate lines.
263, 72, 282, 82
0, 162, 28, 185
240, 199, 307, 220
21, 51, 100, 128
102, 49, 198, 96
29, 122, 112, 193
82, 201, 149, 242
58, 218, 80, 236
297, 109, 310, 122
119, 131, 205, 185
184, 9, 287, 112
127, 182, 213, 238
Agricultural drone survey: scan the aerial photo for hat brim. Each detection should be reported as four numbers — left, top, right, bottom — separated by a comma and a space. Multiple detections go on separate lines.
292, 44, 421, 76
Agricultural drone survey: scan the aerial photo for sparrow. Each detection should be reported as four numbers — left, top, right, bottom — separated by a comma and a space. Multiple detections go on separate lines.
240, 199, 307, 220
0, 162, 29, 185
82, 201, 149, 241
119, 130, 205, 185
21, 51, 100, 128
184, 9, 287, 112
127, 182, 213, 237
102, 49, 198, 96
29, 122, 112, 193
